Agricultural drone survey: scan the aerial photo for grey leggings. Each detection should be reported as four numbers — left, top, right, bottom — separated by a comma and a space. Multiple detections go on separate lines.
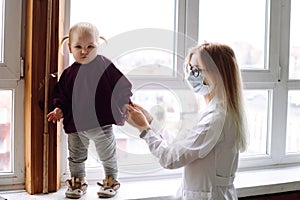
68, 125, 118, 179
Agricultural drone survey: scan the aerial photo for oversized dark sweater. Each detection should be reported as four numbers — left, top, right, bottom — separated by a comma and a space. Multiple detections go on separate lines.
53, 55, 132, 133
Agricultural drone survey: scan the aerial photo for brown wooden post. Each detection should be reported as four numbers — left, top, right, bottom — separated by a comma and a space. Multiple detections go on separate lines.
24, 0, 60, 194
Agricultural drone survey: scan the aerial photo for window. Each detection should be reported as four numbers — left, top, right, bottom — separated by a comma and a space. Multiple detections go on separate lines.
198, 0, 266, 70
286, 0, 300, 154
64, 0, 184, 179
0, 90, 12, 172
197, 0, 273, 161
289, 0, 300, 79
0, 0, 23, 188
0, 0, 22, 80
63, 0, 300, 180
286, 90, 300, 153
286, 0, 300, 155
0, 0, 4, 62
243, 90, 269, 156
198, 0, 300, 169
69, 0, 177, 77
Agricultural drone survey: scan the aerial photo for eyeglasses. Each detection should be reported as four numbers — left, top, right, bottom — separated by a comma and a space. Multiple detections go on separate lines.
186, 63, 206, 77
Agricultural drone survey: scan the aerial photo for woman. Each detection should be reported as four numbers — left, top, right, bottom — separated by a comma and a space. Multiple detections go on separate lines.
126, 43, 248, 200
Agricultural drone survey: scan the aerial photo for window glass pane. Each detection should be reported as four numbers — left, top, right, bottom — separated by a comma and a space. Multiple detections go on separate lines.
114, 49, 174, 77
0, 0, 4, 63
86, 90, 272, 162
69, 0, 178, 172
86, 88, 201, 173
286, 90, 300, 153
289, 0, 300, 79
69, 0, 176, 76
198, 0, 266, 70
242, 90, 269, 156
0, 90, 12, 173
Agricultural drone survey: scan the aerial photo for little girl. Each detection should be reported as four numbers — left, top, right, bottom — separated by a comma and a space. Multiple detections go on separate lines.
47, 22, 132, 199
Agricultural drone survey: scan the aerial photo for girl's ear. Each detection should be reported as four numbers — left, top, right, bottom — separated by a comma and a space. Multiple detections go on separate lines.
68, 43, 72, 53
99, 36, 107, 44
59, 35, 70, 55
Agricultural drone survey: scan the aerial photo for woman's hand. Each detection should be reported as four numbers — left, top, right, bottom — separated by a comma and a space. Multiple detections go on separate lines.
126, 105, 150, 132
47, 108, 63, 123
130, 103, 153, 124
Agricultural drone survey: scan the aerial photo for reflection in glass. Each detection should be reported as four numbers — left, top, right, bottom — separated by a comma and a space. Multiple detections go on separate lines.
114, 50, 174, 76
242, 90, 269, 156
198, 0, 266, 69
286, 91, 300, 153
0, 90, 12, 172
289, 0, 300, 79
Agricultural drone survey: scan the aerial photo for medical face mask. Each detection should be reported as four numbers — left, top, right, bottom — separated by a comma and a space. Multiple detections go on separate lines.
186, 71, 211, 95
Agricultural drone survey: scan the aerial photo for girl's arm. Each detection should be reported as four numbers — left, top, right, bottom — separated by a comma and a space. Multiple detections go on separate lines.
47, 107, 63, 123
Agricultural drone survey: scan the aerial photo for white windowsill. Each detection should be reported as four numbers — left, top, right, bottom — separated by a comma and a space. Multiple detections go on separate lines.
118, 165, 300, 199
1, 165, 300, 199
235, 165, 300, 197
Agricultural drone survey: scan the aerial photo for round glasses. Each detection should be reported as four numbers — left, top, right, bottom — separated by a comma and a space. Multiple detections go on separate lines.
186, 63, 205, 77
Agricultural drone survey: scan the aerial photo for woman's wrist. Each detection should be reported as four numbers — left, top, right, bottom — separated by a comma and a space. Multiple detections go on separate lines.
138, 126, 151, 132
139, 126, 151, 138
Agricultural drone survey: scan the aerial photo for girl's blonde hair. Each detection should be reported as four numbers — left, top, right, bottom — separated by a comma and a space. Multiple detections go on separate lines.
60, 22, 106, 47
187, 43, 248, 152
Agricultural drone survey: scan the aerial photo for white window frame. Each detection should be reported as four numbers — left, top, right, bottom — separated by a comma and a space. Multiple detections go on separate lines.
186, 0, 300, 169
0, 0, 22, 80
61, 0, 300, 182
239, 0, 300, 169
0, 0, 24, 189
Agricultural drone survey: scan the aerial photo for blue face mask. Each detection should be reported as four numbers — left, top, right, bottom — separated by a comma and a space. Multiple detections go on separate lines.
186, 71, 211, 95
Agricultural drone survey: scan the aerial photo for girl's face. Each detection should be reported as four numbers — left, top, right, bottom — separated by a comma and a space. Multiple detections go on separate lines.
69, 31, 98, 64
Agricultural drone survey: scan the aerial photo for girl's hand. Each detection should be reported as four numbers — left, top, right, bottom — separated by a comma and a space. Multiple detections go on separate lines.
47, 108, 63, 123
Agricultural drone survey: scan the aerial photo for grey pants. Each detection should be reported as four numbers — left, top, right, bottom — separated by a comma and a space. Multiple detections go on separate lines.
68, 125, 118, 179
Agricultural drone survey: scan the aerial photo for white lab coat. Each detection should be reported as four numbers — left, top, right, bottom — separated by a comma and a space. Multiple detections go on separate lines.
144, 97, 239, 200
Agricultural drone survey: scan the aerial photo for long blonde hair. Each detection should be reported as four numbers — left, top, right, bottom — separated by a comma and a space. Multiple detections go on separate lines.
187, 43, 248, 152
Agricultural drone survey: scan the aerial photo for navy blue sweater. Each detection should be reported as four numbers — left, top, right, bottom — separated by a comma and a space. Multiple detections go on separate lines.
53, 55, 132, 133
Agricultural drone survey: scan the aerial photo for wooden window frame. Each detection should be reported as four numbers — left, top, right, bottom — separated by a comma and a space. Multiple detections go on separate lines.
24, 0, 63, 194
